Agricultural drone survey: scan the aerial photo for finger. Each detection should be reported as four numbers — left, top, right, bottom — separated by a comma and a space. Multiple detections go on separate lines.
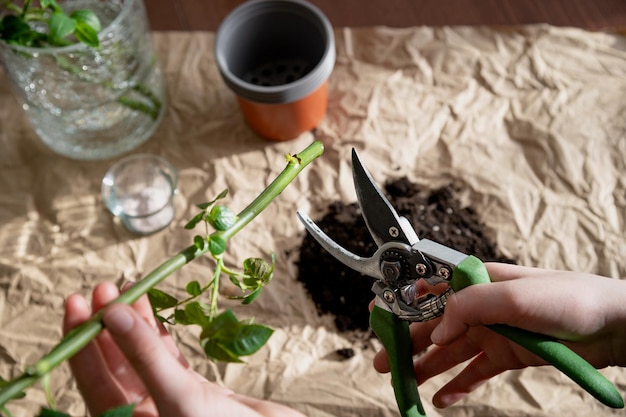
120, 283, 192, 369
91, 283, 148, 397
63, 294, 126, 416
102, 302, 193, 404
431, 351, 506, 408
413, 327, 493, 384
429, 281, 526, 346
484, 262, 550, 282
373, 319, 440, 373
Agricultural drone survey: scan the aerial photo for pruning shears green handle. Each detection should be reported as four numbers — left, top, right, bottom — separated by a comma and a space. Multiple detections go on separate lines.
370, 304, 426, 417
453, 256, 624, 409
297, 148, 624, 416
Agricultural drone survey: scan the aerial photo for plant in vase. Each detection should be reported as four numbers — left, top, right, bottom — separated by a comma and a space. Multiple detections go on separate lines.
0, 140, 324, 417
0, 0, 165, 160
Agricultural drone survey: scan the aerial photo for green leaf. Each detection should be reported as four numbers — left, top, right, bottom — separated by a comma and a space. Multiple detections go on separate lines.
185, 280, 202, 297
71, 10, 101, 47
0, 15, 29, 40
48, 12, 76, 42
228, 323, 273, 356
184, 211, 205, 230
173, 308, 190, 324
154, 313, 173, 324
98, 404, 135, 417
197, 189, 229, 209
41, 0, 61, 11
74, 21, 99, 47
147, 288, 178, 309
208, 235, 227, 255
201, 338, 243, 363
242, 287, 262, 305
199, 310, 273, 362
71, 9, 102, 32
228, 274, 244, 289
243, 256, 274, 283
207, 205, 237, 231
193, 235, 207, 250
182, 301, 210, 327
37, 409, 70, 417
201, 309, 239, 339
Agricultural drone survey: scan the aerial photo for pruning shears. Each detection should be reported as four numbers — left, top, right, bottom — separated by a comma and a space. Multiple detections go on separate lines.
297, 149, 624, 417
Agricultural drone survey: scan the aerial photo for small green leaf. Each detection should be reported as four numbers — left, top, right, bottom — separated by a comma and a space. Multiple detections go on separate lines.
41, 0, 61, 11
98, 404, 135, 417
173, 308, 190, 324
71, 9, 102, 32
208, 235, 227, 255
197, 189, 229, 209
184, 211, 205, 229
74, 21, 99, 47
37, 409, 70, 417
182, 301, 210, 326
48, 12, 76, 42
154, 314, 173, 324
208, 205, 237, 231
243, 256, 274, 283
242, 287, 263, 305
185, 280, 202, 296
228, 274, 244, 289
193, 235, 207, 250
147, 288, 178, 309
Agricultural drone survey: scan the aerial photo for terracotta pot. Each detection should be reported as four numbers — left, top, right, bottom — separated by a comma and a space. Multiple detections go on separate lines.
215, 0, 335, 141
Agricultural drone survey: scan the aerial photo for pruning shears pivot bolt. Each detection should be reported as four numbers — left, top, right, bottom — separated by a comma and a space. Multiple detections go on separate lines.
438, 267, 450, 279
416, 263, 427, 276
382, 260, 403, 280
383, 290, 396, 303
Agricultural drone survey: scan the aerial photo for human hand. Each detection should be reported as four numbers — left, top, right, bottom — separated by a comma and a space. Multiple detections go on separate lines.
372, 263, 626, 408
64, 282, 305, 417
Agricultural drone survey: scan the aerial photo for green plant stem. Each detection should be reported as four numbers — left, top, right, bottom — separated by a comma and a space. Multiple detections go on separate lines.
0, 139, 324, 408
209, 257, 224, 318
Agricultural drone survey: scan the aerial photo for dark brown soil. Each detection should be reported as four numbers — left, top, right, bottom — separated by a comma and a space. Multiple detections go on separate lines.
296, 177, 515, 333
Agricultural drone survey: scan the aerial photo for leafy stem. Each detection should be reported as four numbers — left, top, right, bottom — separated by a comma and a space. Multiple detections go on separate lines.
0, 140, 324, 409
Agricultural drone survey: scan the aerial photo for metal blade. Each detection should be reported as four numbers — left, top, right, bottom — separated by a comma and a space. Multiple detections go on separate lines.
296, 210, 383, 280
351, 149, 419, 246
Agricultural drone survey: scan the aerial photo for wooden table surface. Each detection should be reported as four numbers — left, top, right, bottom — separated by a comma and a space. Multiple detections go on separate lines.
145, 0, 626, 32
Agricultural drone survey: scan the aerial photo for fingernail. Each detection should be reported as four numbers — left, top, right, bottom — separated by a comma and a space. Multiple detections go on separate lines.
430, 324, 444, 344
103, 304, 134, 334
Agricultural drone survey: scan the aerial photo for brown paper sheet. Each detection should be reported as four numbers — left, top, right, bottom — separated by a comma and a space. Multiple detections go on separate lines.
0, 25, 625, 417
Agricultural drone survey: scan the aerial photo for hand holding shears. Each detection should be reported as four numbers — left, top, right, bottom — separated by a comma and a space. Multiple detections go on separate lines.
297, 149, 624, 417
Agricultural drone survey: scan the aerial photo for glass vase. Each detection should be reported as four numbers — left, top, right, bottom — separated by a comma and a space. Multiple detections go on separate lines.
0, 0, 166, 160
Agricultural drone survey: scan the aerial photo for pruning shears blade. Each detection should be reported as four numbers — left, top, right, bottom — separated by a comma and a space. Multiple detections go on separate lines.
296, 211, 384, 280
351, 149, 419, 247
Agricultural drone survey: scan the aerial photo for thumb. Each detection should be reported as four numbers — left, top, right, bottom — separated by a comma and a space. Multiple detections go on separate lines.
102, 303, 191, 402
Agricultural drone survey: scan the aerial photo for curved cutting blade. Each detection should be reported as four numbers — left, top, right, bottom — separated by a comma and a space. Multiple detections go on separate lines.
351, 149, 418, 247
296, 210, 383, 280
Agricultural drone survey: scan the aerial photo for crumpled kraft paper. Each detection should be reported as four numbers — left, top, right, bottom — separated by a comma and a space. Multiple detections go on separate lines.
0, 25, 625, 417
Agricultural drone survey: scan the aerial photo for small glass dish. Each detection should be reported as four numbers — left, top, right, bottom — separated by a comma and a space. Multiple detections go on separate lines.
102, 154, 178, 235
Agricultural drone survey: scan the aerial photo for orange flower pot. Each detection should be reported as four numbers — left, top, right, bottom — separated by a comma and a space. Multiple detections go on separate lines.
215, 0, 335, 141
